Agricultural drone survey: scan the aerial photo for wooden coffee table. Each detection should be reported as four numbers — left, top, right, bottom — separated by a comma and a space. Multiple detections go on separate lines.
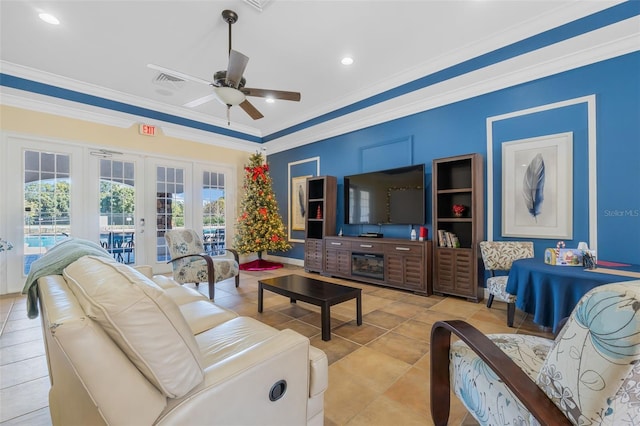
258, 274, 362, 341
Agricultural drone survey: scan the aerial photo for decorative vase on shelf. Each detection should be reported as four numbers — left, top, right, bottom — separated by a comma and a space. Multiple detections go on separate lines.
452, 204, 466, 218
316, 205, 322, 219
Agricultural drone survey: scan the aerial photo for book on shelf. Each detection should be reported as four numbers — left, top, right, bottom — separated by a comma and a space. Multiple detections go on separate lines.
444, 231, 453, 248
437, 229, 461, 248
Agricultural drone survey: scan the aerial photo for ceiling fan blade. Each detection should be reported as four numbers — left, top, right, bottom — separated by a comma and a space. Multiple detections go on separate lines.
183, 93, 218, 108
242, 88, 301, 102
226, 50, 249, 88
147, 63, 212, 86
239, 100, 264, 120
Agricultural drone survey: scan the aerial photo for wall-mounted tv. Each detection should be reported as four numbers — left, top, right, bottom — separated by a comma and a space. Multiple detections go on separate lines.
344, 164, 425, 225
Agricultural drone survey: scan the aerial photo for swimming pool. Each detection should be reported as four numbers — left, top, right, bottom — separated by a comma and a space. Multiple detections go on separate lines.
24, 234, 69, 248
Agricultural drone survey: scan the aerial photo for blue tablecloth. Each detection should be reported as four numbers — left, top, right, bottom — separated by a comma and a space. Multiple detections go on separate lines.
505, 258, 640, 331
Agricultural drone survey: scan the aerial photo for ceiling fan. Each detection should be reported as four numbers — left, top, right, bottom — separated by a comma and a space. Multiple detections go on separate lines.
148, 9, 301, 124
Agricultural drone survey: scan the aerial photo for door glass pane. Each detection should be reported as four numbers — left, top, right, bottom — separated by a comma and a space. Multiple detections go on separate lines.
23, 150, 71, 274
156, 166, 185, 262
99, 159, 136, 264
202, 170, 226, 255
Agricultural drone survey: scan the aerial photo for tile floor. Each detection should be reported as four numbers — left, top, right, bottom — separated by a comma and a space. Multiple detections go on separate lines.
0, 264, 554, 425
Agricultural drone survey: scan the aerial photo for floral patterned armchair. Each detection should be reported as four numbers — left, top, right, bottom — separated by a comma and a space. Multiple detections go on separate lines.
479, 241, 534, 326
164, 229, 239, 300
430, 280, 640, 426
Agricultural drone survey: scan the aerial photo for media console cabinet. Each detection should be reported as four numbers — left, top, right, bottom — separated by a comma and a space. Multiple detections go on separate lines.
307, 236, 432, 295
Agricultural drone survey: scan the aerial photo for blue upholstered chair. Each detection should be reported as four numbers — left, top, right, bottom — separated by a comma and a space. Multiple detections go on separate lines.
431, 280, 640, 426
164, 229, 239, 300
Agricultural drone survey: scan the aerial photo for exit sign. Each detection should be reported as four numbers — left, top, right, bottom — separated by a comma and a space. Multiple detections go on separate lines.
139, 124, 156, 136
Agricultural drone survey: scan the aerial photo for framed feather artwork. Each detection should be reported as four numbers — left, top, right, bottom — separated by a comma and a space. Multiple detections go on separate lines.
502, 133, 573, 238
291, 175, 310, 231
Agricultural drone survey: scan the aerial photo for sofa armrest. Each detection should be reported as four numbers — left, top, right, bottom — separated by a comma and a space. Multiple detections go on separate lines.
157, 329, 320, 425
430, 320, 569, 426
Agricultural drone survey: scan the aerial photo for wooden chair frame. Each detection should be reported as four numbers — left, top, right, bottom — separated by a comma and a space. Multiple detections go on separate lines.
167, 248, 239, 300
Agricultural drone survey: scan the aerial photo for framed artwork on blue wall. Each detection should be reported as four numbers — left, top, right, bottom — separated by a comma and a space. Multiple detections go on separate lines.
502, 132, 573, 239
291, 175, 310, 231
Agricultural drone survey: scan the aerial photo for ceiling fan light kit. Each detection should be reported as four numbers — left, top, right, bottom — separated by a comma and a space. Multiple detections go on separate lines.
147, 9, 300, 125
214, 86, 246, 106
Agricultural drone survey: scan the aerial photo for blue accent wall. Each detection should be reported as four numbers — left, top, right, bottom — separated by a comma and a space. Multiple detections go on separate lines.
269, 52, 640, 264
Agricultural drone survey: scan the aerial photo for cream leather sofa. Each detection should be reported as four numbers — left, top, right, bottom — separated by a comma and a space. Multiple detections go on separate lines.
37, 255, 328, 425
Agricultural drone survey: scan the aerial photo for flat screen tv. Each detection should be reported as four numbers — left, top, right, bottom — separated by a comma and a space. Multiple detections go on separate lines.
344, 164, 425, 225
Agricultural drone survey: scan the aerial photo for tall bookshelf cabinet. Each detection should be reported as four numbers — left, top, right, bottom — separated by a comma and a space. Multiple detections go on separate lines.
432, 153, 484, 302
303, 176, 337, 273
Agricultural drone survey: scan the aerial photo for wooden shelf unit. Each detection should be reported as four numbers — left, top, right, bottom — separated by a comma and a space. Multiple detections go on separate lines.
432, 153, 484, 302
303, 176, 337, 273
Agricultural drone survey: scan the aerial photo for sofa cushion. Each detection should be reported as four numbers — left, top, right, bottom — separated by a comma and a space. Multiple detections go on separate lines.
179, 300, 238, 335
63, 255, 204, 398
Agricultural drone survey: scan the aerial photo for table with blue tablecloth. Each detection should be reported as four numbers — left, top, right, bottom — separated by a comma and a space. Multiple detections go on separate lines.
505, 258, 640, 331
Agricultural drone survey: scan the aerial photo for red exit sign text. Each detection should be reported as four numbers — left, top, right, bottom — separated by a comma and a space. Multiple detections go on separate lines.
139, 124, 156, 136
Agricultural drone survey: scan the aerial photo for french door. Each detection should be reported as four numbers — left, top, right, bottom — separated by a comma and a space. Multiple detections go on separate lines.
1, 135, 234, 294
146, 158, 192, 274
5, 138, 85, 294
88, 153, 145, 268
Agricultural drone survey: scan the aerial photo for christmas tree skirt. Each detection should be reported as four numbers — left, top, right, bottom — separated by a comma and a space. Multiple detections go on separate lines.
239, 259, 283, 271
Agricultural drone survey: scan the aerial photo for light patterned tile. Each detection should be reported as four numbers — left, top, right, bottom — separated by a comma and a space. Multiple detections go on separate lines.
2, 318, 41, 334
379, 301, 426, 319
0, 327, 43, 349
346, 394, 430, 426
384, 366, 430, 417
367, 331, 429, 365
324, 366, 380, 425
0, 355, 49, 389
332, 320, 388, 345
392, 318, 432, 342
0, 377, 50, 422
332, 346, 410, 393
0, 339, 46, 366
0, 407, 52, 426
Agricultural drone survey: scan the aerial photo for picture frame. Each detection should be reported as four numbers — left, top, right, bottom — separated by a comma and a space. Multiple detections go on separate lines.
502, 132, 573, 239
288, 156, 320, 243
291, 175, 310, 231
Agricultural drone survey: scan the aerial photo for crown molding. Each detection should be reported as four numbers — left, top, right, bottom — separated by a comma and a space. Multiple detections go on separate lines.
0, 90, 136, 128
161, 125, 260, 153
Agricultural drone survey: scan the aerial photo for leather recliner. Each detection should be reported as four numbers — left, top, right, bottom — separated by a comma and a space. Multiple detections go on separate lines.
37, 255, 328, 425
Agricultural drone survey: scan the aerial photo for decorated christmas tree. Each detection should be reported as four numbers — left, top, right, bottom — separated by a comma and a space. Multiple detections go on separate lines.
234, 152, 291, 270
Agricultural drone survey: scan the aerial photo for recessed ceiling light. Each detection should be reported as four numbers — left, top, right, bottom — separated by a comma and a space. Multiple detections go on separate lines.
265, 97, 275, 104
39, 13, 60, 25
341, 57, 354, 66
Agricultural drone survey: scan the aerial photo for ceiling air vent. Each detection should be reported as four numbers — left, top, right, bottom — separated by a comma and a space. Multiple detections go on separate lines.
152, 73, 186, 91
243, 0, 271, 12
